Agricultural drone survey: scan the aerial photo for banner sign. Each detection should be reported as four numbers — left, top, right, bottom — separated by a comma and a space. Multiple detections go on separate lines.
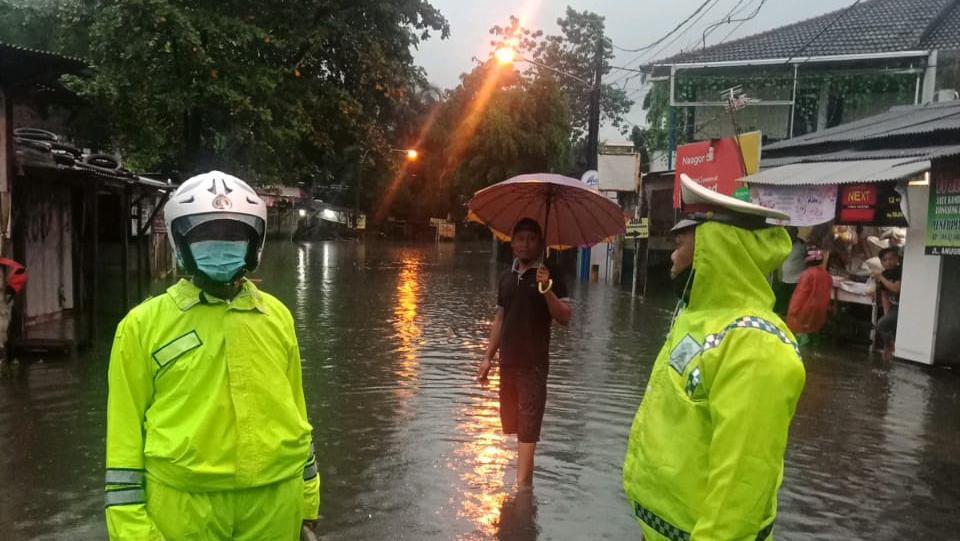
674, 132, 761, 208
837, 183, 907, 226
927, 172, 960, 255
751, 184, 837, 226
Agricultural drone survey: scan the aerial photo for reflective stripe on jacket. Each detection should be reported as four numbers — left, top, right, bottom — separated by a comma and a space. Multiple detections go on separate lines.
105, 279, 319, 538
623, 222, 806, 541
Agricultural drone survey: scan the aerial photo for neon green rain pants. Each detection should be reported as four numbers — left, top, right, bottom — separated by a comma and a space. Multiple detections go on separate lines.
145, 476, 304, 540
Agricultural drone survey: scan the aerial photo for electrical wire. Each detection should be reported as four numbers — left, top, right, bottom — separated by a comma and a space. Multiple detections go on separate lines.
607, 0, 723, 87
785, 0, 863, 64
613, 0, 719, 53
699, 0, 750, 49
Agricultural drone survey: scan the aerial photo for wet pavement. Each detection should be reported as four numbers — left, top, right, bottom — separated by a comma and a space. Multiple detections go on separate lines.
1, 241, 959, 540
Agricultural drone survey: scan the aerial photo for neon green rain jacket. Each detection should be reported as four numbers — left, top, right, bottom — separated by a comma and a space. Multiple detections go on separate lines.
105, 279, 320, 539
623, 222, 806, 541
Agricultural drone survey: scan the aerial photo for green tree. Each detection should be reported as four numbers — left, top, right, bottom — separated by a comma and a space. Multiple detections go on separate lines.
490, 8, 633, 165
384, 59, 572, 222
0, 0, 449, 193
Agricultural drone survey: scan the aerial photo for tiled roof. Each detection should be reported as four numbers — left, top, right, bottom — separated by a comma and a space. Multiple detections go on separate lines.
654, 0, 959, 65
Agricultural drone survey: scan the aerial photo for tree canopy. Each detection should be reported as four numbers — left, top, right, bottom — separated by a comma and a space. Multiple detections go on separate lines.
0, 0, 449, 193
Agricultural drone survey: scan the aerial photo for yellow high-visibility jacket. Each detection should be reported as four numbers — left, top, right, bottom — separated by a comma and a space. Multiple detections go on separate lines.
105, 279, 320, 539
623, 222, 806, 541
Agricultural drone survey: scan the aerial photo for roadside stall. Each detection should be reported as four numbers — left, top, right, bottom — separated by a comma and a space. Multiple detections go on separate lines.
742, 158, 927, 343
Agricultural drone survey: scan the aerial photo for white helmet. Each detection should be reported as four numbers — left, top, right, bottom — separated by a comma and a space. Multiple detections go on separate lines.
164, 171, 268, 272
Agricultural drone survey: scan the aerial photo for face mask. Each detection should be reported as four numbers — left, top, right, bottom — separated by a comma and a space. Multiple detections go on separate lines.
189, 240, 249, 283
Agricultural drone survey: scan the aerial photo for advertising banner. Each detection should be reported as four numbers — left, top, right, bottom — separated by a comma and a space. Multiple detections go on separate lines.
927, 172, 960, 255
674, 131, 761, 208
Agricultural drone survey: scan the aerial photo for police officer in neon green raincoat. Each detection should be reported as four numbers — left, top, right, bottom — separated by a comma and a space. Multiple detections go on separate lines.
623, 174, 806, 541
105, 171, 320, 540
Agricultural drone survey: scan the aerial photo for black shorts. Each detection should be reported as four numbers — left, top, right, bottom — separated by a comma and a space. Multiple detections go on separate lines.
499, 366, 548, 443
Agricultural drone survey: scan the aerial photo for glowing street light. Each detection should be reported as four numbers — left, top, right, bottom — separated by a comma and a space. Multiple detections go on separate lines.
495, 47, 516, 65
391, 148, 420, 161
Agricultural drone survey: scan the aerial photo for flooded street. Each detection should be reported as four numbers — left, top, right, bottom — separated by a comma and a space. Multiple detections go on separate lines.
2, 241, 960, 540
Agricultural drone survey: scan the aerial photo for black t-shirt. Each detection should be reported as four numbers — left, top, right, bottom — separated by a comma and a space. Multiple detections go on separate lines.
882, 266, 902, 305
497, 262, 569, 371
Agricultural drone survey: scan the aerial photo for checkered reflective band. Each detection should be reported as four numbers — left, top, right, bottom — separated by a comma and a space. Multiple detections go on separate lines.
703, 316, 800, 357
633, 502, 690, 541
633, 501, 774, 541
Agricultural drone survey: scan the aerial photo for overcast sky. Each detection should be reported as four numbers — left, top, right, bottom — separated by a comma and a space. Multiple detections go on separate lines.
414, 0, 846, 139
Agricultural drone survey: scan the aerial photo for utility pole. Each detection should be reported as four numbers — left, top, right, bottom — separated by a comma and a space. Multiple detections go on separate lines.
586, 36, 603, 170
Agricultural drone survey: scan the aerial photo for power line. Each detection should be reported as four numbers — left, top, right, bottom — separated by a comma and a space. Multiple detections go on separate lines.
613, 0, 718, 53
785, 0, 863, 64
695, 0, 767, 51
699, 0, 750, 49
608, 0, 723, 87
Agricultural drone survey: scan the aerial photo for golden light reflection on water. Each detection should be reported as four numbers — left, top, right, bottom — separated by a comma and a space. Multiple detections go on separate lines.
455, 385, 512, 537
393, 255, 423, 411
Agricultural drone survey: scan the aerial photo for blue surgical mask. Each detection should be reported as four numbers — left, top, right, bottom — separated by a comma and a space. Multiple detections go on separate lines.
189, 240, 249, 283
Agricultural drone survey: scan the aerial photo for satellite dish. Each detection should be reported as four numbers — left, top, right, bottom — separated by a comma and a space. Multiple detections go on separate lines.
581, 169, 599, 188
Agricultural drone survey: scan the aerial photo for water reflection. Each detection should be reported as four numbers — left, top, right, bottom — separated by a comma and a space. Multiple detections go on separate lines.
497, 490, 539, 541
392, 253, 423, 412
2, 242, 960, 541
455, 392, 511, 537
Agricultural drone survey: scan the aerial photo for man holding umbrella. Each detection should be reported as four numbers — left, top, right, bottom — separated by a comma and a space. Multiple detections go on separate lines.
478, 218, 572, 489
467, 172, 624, 490
623, 175, 806, 540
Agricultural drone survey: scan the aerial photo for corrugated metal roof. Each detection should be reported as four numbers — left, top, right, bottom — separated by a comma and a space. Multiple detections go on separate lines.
742, 158, 930, 186
0, 42, 86, 66
765, 101, 960, 151
653, 0, 953, 66
760, 144, 960, 168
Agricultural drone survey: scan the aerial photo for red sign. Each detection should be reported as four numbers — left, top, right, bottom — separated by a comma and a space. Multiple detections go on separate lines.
673, 138, 746, 208
838, 184, 878, 223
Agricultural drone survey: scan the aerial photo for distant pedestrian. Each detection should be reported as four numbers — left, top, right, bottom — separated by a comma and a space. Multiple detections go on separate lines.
623, 175, 805, 540
874, 247, 902, 362
105, 171, 320, 540
774, 227, 806, 315
787, 247, 833, 345
478, 217, 572, 490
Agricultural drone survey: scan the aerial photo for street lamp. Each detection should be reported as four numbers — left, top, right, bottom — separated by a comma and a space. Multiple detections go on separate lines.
391, 148, 419, 161
494, 44, 602, 170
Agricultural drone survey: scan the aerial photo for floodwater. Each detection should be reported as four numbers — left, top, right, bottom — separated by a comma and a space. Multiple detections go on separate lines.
1, 241, 959, 540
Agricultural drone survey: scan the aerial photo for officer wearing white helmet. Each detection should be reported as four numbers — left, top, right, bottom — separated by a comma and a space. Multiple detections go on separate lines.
623, 174, 806, 540
104, 171, 321, 540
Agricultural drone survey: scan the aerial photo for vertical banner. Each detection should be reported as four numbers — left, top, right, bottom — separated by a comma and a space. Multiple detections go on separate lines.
927, 166, 960, 255
674, 131, 761, 208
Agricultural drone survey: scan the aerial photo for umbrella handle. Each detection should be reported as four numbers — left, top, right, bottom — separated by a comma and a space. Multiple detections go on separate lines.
538, 279, 553, 295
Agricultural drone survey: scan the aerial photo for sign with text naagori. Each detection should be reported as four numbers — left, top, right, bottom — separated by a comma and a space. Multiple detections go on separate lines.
674, 131, 761, 208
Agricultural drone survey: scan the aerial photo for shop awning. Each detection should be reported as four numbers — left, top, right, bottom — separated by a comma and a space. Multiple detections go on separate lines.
740, 158, 930, 186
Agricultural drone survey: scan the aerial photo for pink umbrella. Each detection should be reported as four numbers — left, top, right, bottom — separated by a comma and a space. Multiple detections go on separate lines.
467, 173, 628, 250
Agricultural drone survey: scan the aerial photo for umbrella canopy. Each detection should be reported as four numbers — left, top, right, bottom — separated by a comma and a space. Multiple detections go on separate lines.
467, 173, 628, 250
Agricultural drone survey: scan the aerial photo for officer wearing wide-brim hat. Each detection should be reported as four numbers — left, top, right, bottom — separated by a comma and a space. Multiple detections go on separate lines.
623, 174, 806, 540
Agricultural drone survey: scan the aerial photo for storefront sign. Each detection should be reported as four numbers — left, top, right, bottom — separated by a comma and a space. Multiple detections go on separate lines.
751, 184, 837, 226
838, 184, 877, 223
674, 131, 761, 208
837, 183, 907, 226
927, 173, 960, 255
